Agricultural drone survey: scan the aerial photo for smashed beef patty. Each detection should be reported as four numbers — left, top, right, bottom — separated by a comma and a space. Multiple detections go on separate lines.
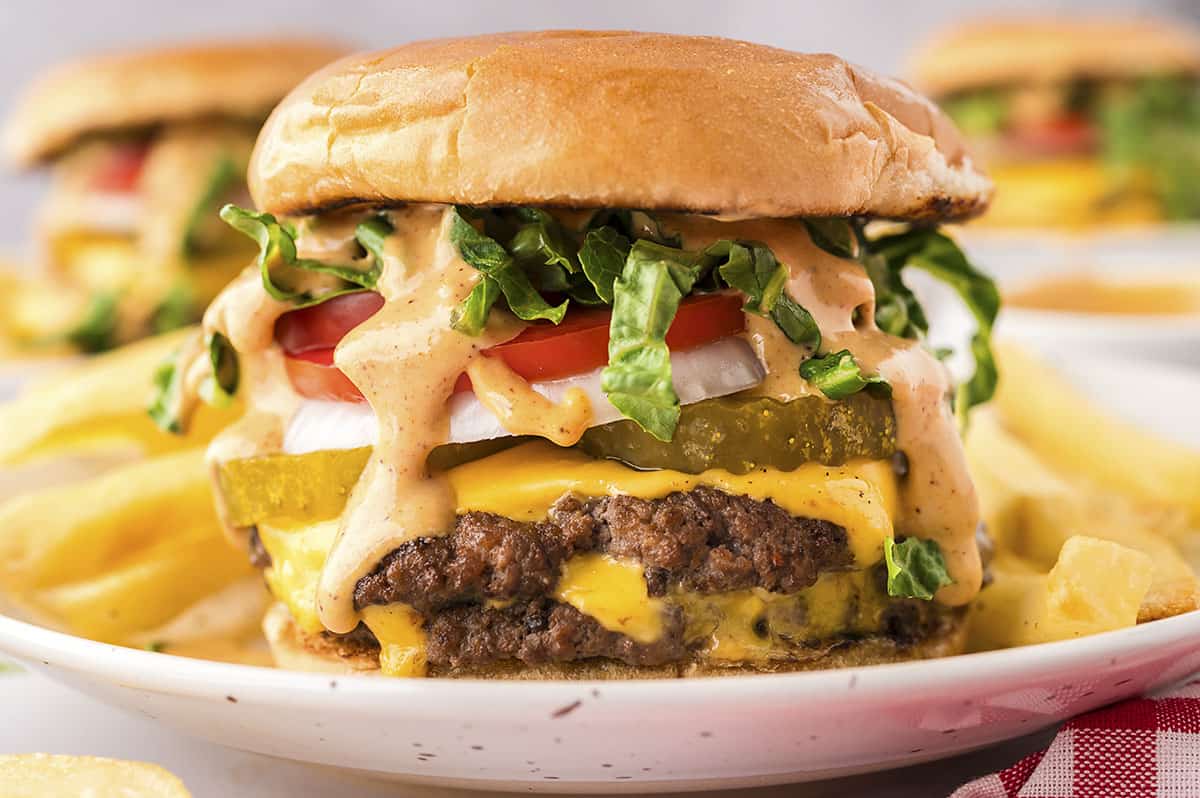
352, 487, 854, 614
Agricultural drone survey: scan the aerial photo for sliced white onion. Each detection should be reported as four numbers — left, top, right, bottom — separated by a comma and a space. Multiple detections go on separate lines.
283, 336, 765, 455
75, 191, 143, 234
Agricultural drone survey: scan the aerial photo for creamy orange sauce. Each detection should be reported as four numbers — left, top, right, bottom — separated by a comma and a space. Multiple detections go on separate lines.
196, 204, 984, 640
1007, 274, 1200, 316
465, 355, 592, 446
669, 214, 981, 605
317, 207, 522, 633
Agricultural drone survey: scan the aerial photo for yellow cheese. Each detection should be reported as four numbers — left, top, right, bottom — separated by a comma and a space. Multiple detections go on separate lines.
677, 570, 890, 662
257, 520, 338, 635
361, 604, 428, 678
552, 554, 664, 644
257, 516, 901, 674
450, 442, 897, 568
983, 159, 1161, 228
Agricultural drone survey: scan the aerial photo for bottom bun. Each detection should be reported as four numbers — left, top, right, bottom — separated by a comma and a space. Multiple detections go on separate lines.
262, 603, 968, 680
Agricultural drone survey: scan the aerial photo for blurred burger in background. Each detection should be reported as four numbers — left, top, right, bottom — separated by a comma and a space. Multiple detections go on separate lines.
910, 17, 1200, 229
0, 39, 346, 356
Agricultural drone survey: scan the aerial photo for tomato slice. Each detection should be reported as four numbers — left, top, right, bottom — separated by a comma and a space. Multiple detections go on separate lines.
278, 291, 746, 403
276, 292, 386, 355
90, 144, 150, 193
1008, 114, 1096, 158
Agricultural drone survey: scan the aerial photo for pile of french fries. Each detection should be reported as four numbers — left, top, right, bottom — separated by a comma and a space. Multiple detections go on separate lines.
965, 344, 1200, 650
0, 328, 266, 658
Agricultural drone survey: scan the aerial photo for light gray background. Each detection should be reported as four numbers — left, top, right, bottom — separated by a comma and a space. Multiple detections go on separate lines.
0, 0, 1196, 248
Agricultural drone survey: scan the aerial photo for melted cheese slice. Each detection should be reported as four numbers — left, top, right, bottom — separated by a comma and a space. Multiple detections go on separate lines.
552, 554, 664, 644
983, 159, 1162, 228
450, 442, 898, 567
257, 443, 900, 676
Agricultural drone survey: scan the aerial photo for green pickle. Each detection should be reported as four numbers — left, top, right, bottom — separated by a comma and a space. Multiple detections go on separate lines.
219, 396, 895, 527
579, 394, 896, 474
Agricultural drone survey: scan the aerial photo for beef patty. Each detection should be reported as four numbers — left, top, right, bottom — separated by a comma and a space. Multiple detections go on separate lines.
258, 488, 948, 669
353, 487, 853, 613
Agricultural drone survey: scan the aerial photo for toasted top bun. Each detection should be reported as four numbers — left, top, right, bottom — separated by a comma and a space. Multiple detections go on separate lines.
911, 17, 1200, 97
249, 31, 992, 222
4, 39, 349, 167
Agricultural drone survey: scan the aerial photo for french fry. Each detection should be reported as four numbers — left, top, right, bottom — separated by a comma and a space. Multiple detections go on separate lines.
0, 448, 254, 644
968, 537, 1154, 650
967, 405, 1200, 622
0, 754, 191, 798
994, 343, 1200, 525
0, 326, 236, 466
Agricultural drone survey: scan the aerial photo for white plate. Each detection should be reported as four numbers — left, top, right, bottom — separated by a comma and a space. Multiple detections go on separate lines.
954, 226, 1200, 367
1, 613, 1199, 792
1, 357, 1197, 793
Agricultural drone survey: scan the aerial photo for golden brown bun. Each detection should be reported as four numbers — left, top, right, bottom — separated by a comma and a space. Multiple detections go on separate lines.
261, 602, 968, 680
910, 17, 1200, 97
249, 31, 992, 222
4, 39, 350, 167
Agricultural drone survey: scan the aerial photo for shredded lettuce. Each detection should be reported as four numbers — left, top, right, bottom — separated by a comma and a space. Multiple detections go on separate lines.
66, 291, 120, 353
183, 156, 239, 256
710, 240, 820, 348
799, 349, 891, 400
940, 90, 1009, 138
151, 283, 196, 335
448, 208, 568, 326
860, 226, 999, 421
883, 537, 953, 600
600, 241, 705, 441
219, 204, 380, 308
202, 331, 238, 407
1099, 76, 1200, 220
802, 218, 856, 259
577, 226, 631, 304
147, 354, 185, 434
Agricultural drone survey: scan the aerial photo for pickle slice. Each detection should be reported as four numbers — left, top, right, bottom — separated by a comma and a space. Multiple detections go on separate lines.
219, 447, 370, 528
219, 439, 524, 527
578, 395, 895, 475
219, 397, 894, 527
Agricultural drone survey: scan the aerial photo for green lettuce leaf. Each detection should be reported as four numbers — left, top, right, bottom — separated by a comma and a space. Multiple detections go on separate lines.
151, 283, 196, 334
883, 536, 953, 600
710, 240, 820, 348
577, 226, 631, 303
450, 277, 502, 336
219, 204, 379, 308
1099, 76, 1200, 220
354, 215, 394, 265
862, 227, 999, 418
449, 208, 568, 328
147, 354, 185, 434
799, 349, 891, 400
183, 156, 239, 256
803, 218, 857, 259
67, 291, 120, 353
941, 90, 1009, 137
600, 240, 704, 441
509, 208, 577, 271
202, 331, 239, 407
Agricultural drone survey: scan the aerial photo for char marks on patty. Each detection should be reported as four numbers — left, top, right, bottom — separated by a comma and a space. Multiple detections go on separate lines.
353, 487, 853, 613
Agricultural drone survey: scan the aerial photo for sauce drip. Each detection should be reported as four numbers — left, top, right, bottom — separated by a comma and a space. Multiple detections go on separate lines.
317, 207, 521, 632
465, 355, 593, 447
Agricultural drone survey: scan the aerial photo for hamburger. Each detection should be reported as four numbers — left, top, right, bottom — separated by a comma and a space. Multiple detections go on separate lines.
1, 39, 346, 354
157, 31, 999, 678
909, 17, 1200, 228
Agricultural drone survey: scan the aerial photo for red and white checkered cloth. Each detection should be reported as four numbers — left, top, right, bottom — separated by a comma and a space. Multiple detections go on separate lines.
952, 679, 1200, 798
